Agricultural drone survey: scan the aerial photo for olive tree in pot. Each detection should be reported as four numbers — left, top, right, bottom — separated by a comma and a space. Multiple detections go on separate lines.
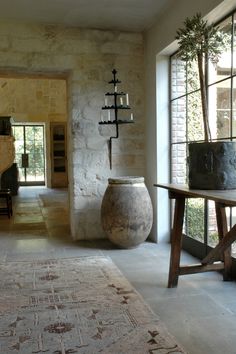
176, 13, 234, 189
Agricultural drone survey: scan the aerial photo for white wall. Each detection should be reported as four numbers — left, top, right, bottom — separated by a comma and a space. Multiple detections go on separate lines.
145, 0, 236, 242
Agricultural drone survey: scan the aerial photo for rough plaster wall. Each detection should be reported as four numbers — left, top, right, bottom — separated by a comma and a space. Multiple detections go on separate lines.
68, 35, 145, 240
0, 77, 66, 121
0, 21, 145, 240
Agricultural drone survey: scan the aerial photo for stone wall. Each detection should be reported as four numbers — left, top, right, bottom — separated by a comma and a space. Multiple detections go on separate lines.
0, 77, 66, 121
0, 21, 145, 240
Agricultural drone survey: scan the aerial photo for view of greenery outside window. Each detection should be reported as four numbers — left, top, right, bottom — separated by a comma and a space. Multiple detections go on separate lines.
170, 12, 236, 257
12, 125, 45, 185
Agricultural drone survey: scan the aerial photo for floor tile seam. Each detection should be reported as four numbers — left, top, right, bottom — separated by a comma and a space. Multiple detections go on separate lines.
38, 195, 50, 236
169, 311, 236, 324
203, 291, 236, 315
136, 289, 206, 302
143, 291, 219, 305
152, 307, 236, 325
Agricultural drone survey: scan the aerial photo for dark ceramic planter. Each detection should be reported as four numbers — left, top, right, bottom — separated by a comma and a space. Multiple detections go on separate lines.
188, 141, 236, 190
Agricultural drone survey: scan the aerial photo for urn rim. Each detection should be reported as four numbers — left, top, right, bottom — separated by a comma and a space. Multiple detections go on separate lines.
108, 176, 144, 184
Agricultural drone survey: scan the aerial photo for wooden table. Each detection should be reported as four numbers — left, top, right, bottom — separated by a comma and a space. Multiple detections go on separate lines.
154, 183, 236, 287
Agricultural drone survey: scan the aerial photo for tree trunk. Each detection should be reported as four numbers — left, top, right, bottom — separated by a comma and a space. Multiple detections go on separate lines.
197, 53, 211, 142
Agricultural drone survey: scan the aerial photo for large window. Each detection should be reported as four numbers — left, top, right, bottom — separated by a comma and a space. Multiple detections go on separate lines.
170, 12, 236, 258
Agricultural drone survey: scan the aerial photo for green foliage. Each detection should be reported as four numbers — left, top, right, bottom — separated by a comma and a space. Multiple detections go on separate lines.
186, 199, 204, 241
176, 13, 229, 65
187, 60, 199, 92
187, 90, 204, 141
208, 231, 219, 247
176, 13, 230, 142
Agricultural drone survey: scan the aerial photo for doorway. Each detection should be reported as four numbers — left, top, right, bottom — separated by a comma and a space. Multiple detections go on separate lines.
12, 124, 45, 186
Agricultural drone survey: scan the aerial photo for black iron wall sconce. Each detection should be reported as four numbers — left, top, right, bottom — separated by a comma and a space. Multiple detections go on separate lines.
99, 69, 134, 169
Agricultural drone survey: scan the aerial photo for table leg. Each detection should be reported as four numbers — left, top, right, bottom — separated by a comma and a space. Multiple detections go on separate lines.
168, 196, 185, 288
215, 202, 232, 280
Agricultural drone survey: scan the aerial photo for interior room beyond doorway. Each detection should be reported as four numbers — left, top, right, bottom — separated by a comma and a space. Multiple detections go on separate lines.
0, 75, 68, 188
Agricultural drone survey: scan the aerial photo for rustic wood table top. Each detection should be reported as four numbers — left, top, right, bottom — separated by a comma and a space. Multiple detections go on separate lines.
154, 183, 236, 206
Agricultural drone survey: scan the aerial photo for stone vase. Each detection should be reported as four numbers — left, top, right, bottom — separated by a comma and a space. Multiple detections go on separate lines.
188, 141, 236, 189
101, 176, 153, 248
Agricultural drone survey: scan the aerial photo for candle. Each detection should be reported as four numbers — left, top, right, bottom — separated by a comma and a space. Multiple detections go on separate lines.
120, 97, 123, 106
105, 97, 108, 106
101, 112, 104, 122
114, 86, 117, 93
108, 110, 111, 121
126, 93, 129, 106
130, 113, 133, 121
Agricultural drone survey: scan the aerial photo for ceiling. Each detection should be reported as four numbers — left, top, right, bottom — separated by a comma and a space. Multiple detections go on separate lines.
0, 0, 174, 32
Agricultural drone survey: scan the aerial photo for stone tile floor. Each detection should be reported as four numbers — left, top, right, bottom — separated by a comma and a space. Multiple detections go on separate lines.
1, 186, 236, 353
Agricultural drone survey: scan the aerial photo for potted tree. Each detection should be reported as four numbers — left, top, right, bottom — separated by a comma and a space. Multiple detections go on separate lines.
176, 13, 235, 189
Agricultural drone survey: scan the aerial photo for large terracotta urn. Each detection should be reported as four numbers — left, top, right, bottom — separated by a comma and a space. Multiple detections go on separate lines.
101, 176, 153, 248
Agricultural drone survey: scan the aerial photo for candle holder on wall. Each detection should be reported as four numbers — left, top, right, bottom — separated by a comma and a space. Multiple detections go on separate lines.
99, 69, 134, 169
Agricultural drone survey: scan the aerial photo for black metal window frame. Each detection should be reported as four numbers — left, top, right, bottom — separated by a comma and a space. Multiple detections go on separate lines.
169, 10, 236, 260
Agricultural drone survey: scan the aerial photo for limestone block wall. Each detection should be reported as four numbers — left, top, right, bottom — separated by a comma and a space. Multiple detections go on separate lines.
0, 136, 15, 174
0, 77, 67, 120
0, 21, 145, 240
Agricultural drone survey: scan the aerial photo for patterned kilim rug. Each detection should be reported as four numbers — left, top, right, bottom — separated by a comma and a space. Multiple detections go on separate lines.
0, 256, 187, 354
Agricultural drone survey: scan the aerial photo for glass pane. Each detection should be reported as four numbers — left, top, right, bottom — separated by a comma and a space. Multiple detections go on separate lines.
25, 126, 45, 182
13, 125, 45, 184
29, 154, 44, 169
36, 169, 45, 179
12, 126, 23, 141
26, 168, 44, 182
185, 198, 204, 242
33, 126, 44, 140
26, 168, 36, 182
209, 79, 231, 140
231, 207, 236, 257
25, 142, 44, 154
208, 201, 218, 247
232, 77, 236, 136
18, 167, 25, 182
187, 59, 200, 93
209, 16, 232, 85
171, 97, 186, 143
234, 13, 236, 74
171, 54, 186, 100
14, 153, 23, 167
187, 90, 204, 141
208, 202, 232, 249
171, 143, 187, 184
25, 126, 34, 142
14, 140, 24, 154
13, 126, 24, 156
25, 126, 43, 143
27, 170, 43, 181
34, 141, 44, 150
